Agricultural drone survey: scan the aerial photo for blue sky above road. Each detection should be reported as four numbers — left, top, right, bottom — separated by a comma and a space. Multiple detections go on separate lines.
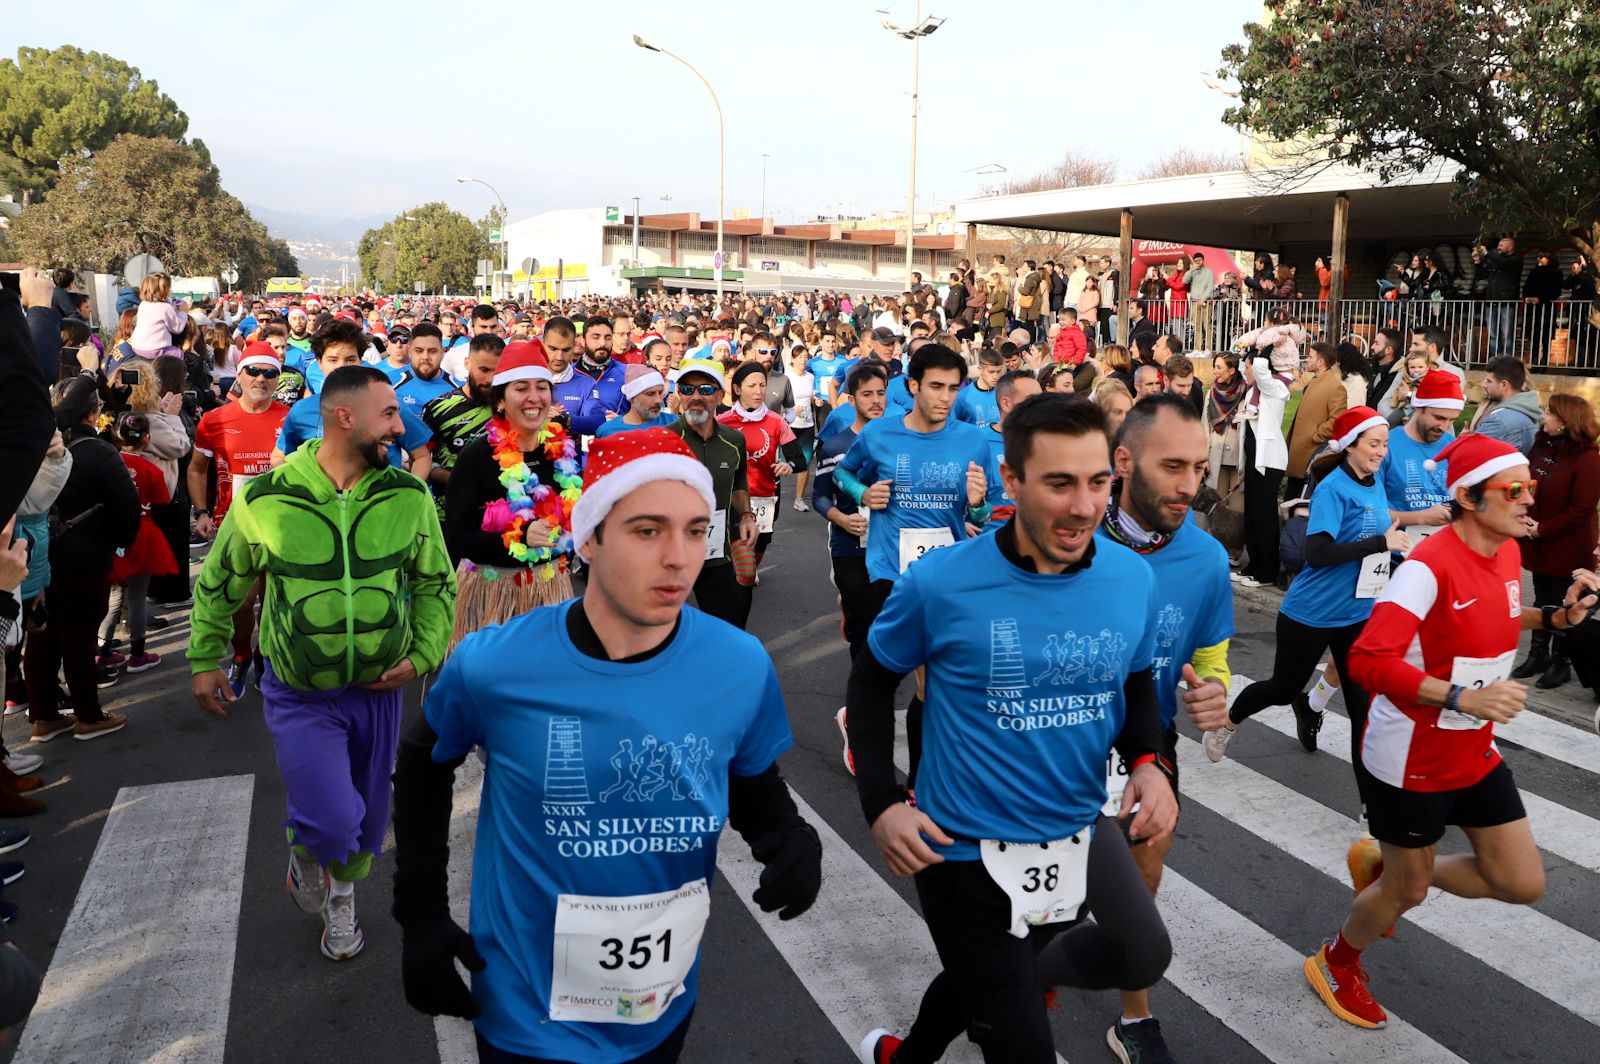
8, 0, 1257, 224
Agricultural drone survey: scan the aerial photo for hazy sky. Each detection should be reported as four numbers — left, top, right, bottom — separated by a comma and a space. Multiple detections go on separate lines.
7, 0, 1261, 227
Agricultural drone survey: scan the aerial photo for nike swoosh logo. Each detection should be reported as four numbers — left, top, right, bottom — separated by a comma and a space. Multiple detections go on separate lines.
1452, 599, 1478, 610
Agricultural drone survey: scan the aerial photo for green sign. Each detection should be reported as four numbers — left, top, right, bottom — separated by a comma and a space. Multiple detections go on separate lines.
488, 227, 502, 241
605, 206, 620, 222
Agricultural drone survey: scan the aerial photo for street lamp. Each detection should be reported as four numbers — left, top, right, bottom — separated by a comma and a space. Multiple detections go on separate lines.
634, 34, 725, 304
876, 5, 943, 288
457, 175, 509, 297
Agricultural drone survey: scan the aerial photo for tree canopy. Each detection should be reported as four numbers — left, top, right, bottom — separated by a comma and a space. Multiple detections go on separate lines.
358, 203, 489, 294
0, 45, 188, 199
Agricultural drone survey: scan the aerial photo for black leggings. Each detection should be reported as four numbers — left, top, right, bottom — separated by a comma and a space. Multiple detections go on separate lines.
474, 1009, 692, 1063
896, 818, 1171, 1064
691, 563, 742, 629
1229, 612, 1374, 804
831, 557, 889, 662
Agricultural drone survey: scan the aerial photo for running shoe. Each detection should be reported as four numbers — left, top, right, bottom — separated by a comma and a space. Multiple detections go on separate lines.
95, 664, 120, 689
320, 889, 364, 961
793, 499, 811, 512
1304, 942, 1387, 1029
146, 615, 172, 631
1292, 693, 1324, 753
835, 707, 855, 776
4, 700, 26, 717
287, 847, 329, 915
0, 860, 24, 886
226, 657, 250, 700
125, 652, 161, 674
0, 901, 16, 924
856, 1029, 902, 1064
1346, 836, 1395, 938
1202, 724, 1234, 763
250, 653, 265, 691
96, 651, 126, 669
3, 750, 43, 776
1107, 1018, 1177, 1064
0, 827, 29, 854
74, 712, 128, 741
30, 717, 75, 743
1236, 574, 1266, 588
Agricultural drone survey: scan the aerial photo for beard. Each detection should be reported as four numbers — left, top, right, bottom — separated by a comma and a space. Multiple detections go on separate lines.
1126, 467, 1189, 535
684, 407, 711, 426
1016, 504, 1095, 567
465, 380, 493, 403
351, 431, 392, 471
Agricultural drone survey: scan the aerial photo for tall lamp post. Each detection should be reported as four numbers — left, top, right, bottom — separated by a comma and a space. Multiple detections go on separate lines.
634, 34, 725, 304
876, 6, 943, 288
456, 175, 508, 298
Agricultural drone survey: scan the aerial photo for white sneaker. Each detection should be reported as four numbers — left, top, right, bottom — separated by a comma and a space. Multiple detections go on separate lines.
1237, 575, 1266, 588
835, 707, 855, 775
320, 887, 364, 961
287, 847, 329, 915
1203, 725, 1235, 763
3, 750, 43, 776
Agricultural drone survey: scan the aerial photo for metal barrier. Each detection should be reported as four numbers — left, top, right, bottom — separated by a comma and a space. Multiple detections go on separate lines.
1136, 296, 1600, 372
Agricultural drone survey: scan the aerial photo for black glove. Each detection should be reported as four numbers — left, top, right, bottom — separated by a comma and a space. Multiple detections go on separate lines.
748, 822, 822, 920
401, 917, 485, 1018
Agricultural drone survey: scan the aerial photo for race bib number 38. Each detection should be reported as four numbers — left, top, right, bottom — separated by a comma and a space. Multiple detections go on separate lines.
550, 880, 710, 1024
979, 829, 1092, 939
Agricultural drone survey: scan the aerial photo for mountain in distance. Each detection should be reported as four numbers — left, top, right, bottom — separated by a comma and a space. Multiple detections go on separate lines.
246, 203, 389, 284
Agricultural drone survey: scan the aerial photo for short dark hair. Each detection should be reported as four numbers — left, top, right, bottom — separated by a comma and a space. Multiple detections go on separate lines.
1376, 327, 1403, 352
469, 334, 507, 358
994, 368, 1036, 405
977, 348, 1005, 367
1484, 354, 1527, 391
1308, 341, 1337, 368
586, 315, 613, 332
319, 365, 390, 419
1165, 354, 1195, 379
410, 322, 443, 343
845, 362, 888, 394
729, 360, 767, 392
311, 319, 366, 359
1448, 481, 1489, 521
470, 303, 499, 323
1002, 394, 1108, 479
544, 316, 577, 340
907, 344, 968, 384
1116, 391, 1201, 451
1411, 324, 1449, 352
1156, 333, 1183, 356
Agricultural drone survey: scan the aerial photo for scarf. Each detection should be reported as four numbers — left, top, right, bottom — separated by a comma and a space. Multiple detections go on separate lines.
1208, 372, 1245, 432
578, 353, 610, 378
1102, 492, 1169, 554
551, 365, 574, 385
733, 403, 768, 424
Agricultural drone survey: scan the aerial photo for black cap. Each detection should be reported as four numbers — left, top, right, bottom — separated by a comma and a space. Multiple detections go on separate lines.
386, 325, 413, 344
870, 326, 901, 344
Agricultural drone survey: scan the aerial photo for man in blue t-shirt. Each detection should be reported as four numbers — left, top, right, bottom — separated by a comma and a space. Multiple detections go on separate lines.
392, 428, 821, 1064
1095, 394, 1235, 1063
1380, 370, 1461, 544
808, 332, 847, 406
394, 323, 460, 414
847, 393, 1175, 1064
541, 317, 599, 437
978, 370, 1041, 532
593, 365, 673, 440
813, 361, 888, 665
952, 348, 1004, 429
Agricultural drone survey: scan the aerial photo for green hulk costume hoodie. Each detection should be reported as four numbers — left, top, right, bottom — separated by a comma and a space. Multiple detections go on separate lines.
188, 440, 457, 691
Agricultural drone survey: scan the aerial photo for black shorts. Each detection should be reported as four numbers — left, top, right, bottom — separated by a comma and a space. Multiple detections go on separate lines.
1367, 760, 1526, 849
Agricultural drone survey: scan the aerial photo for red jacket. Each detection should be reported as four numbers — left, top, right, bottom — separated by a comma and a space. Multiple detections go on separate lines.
1520, 432, 1600, 576
1053, 323, 1088, 367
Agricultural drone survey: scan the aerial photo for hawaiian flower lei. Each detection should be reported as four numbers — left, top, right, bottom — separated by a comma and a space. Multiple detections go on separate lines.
479, 416, 583, 570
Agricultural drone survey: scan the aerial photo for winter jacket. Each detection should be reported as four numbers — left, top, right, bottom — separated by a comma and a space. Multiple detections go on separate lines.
1238, 356, 1290, 475
1017, 270, 1044, 323
1523, 263, 1563, 306
1479, 248, 1522, 300
51, 427, 141, 576
188, 439, 456, 690
16, 445, 71, 602
1472, 389, 1543, 454
142, 410, 193, 495
1520, 432, 1600, 577
0, 289, 56, 526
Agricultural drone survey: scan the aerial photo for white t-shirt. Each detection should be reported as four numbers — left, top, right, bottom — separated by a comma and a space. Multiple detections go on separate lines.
786, 371, 815, 429
441, 340, 471, 381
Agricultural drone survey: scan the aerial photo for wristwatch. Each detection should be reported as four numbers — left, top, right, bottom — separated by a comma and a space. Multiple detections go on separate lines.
1542, 604, 1563, 631
190, 507, 205, 520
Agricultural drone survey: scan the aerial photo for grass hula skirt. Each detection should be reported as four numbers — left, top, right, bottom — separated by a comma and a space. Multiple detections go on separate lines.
447, 416, 582, 654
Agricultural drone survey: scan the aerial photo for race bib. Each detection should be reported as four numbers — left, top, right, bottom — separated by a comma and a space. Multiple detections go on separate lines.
1355, 551, 1390, 599
704, 509, 727, 560
549, 880, 710, 1025
1440, 649, 1516, 730
1400, 524, 1441, 556
858, 508, 870, 549
899, 527, 955, 573
751, 496, 777, 534
979, 829, 1092, 939
1102, 748, 1133, 817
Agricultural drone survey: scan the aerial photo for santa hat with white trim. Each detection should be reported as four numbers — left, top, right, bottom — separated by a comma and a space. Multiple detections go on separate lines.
622, 364, 666, 401
570, 427, 716, 553
1326, 406, 1388, 452
1424, 433, 1526, 496
1410, 369, 1465, 411
493, 339, 553, 386
237, 341, 282, 373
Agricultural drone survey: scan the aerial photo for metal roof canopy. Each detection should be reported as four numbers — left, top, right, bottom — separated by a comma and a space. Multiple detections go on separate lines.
953, 162, 1471, 249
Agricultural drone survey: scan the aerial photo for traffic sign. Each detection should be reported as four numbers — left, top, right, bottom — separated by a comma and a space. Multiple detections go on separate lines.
123, 254, 165, 286
605, 206, 620, 222
413, 280, 425, 293
488, 227, 502, 242
220, 264, 239, 285
713, 251, 724, 271
521, 256, 539, 275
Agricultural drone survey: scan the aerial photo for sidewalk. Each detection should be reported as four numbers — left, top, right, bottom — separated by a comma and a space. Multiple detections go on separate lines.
1230, 579, 1596, 734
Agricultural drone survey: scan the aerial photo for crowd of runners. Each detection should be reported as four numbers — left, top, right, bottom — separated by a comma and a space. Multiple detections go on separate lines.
0, 260, 1597, 1063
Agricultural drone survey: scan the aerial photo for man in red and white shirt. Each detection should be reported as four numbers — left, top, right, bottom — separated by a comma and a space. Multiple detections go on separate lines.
1304, 433, 1599, 1031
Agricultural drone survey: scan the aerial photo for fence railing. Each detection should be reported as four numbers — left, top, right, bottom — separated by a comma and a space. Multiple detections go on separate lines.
1141, 297, 1600, 373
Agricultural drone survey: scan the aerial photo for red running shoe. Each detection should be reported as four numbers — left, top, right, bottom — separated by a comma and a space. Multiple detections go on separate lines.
857, 1029, 902, 1064
1304, 942, 1388, 1029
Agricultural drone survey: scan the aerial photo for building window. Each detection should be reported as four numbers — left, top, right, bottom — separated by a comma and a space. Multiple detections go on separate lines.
817, 242, 871, 264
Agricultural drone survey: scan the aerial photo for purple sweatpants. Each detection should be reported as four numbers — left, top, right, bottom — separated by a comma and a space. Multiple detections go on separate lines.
260, 661, 402, 871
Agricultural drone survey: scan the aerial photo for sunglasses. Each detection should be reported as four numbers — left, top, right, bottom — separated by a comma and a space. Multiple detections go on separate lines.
754, 347, 778, 356
242, 365, 282, 379
1483, 479, 1537, 500
677, 382, 720, 396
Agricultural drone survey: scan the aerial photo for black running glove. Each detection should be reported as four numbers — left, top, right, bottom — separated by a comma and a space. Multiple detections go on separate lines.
401, 917, 485, 1019
748, 822, 823, 920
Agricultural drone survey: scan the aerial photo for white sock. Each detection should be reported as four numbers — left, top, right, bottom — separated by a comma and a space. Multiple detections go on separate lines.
1120, 1015, 1153, 1026
329, 877, 355, 897
1308, 672, 1335, 713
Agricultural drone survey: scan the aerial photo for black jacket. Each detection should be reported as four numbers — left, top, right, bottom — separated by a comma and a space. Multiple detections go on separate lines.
0, 289, 56, 529
1523, 263, 1563, 305
52, 427, 141, 575
1479, 248, 1522, 300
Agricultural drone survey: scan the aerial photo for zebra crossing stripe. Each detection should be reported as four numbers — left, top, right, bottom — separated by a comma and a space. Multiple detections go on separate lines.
1233, 674, 1600, 876
433, 753, 485, 1064
1173, 732, 1600, 1026
1486, 700, 1600, 777
13, 775, 255, 1064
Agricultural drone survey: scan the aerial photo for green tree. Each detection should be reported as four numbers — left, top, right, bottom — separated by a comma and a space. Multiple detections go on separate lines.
1220, 0, 1600, 325
358, 202, 488, 294
0, 45, 188, 201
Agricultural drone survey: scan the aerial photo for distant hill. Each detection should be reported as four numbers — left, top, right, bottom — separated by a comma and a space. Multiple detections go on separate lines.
246, 203, 391, 247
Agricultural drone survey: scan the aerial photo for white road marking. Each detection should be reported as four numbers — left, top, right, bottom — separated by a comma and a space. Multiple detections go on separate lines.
433, 753, 484, 1064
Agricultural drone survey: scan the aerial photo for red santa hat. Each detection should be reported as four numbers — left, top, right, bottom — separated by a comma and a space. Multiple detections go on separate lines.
1410, 370, 1465, 411
493, 339, 553, 386
570, 427, 715, 553
1423, 433, 1526, 496
1326, 406, 1388, 452
237, 341, 282, 372
622, 364, 666, 401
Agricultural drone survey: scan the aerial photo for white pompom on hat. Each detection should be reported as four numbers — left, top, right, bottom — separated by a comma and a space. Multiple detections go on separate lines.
1326, 406, 1387, 453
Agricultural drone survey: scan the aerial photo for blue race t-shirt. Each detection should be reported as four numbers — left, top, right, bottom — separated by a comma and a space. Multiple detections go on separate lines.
395, 369, 459, 413
868, 534, 1158, 859
979, 426, 1010, 532
838, 413, 991, 582
1281, 464, 1390, 628
593, 412, 676, 440
884, 375, 914, 414
379, 360, 411, 384
819, 402, 857, 442
952, 383, 1000, 430
425, 601, 792, 1062
808, 355, 845, 404
1380, 427, 1452, 517
813, 424, 867, 558
1097, 517, 1234, 726
275, 394, 432, 468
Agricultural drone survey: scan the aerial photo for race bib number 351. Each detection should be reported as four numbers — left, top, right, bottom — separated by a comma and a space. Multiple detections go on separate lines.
550, 880, 710, 1025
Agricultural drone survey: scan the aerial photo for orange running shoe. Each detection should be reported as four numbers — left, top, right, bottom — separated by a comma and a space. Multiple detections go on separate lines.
1346, 836, 1395, 938
1304, 942, 1388, 1030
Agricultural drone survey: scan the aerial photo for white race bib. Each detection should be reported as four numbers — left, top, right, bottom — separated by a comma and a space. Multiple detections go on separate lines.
979, 829, 1092, 939
230, 473, 256, 492
751, 496, 777, 534
549, 880, 710, 1025
899, 526, 955, 573
858, 508, 870, 549
1355, 551, 1390, 598
1102, 748, 1133, 817
704, 509, 727, 560
1401, 523, 1441, 556
1440, 649, 1516, 730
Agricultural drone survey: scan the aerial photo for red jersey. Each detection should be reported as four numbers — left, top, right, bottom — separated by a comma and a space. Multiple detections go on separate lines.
613, 344, 644, 366
1348, 525, 1522, 792
194, 399, 291, 521
716, 408, 796, 499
